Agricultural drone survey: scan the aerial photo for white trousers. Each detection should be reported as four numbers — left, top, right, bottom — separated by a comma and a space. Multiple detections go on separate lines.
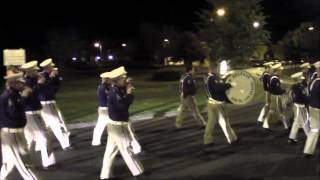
100, 123, 144, 179
24, 111, 56, 167
41, 102, 70, 149
204, 101, 238, 144
257, 92, 270, 122
1, 130, 38, 180
92, 107, 109, 146
263, 95, 290, 129
289, 104, 309, 140
303, 107, 320, 155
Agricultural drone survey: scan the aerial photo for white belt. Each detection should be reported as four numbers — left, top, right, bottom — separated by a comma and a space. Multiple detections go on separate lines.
107, 119, 129, 125
208, 98, 224, 104
311, 129, 320, 133
1, 128, 24, 133
25, 110, 41, 115
294, 103, 306, 108
41, 100, 56, 105
99, 107, 108, 110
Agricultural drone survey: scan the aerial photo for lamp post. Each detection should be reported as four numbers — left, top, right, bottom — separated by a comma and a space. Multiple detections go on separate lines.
94, 42, 103, 59
253, 21, 260, 28
308, 26, 315, 31
216, 8, 226, 17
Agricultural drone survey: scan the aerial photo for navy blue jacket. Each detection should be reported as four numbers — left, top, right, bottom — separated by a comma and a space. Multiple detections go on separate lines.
97, 83, 110, 107
24, 76, 42, 111
179, 73, 196, 98
269, 75, 285, 95
204, 73, 231, 102
108, 86, 134, 122
291, 81, 308, 105
261, 72, 271, 91
38, 71, 59, 101
309, 78, 320, 109
0, 89, 27, 128
305, 68, 315, 85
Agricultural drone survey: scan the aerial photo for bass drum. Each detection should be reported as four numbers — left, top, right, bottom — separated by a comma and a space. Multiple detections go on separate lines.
225, 71, 256, 105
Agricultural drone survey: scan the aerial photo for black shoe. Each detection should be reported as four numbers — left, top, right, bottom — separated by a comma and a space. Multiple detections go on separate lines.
63, 146, 74, 151
231, 138, 241, 145
138, 150, 147, 156
135, 170, 152, 178
287, 138, 298, 145
263, 128, 272, 133
303, 153, 314, 158
43, 164, 57, 170
203, 142, 215, 147
256, 122, 263, 128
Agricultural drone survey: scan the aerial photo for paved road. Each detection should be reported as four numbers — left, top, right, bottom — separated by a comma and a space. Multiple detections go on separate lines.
3, 102, 320, 180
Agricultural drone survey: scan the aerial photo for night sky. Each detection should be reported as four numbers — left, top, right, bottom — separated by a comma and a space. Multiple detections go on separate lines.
0, 0, 319, 50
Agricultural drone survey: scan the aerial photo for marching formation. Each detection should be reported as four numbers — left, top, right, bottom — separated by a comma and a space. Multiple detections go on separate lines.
256, 61, 320, 157
0, 59, 319, 180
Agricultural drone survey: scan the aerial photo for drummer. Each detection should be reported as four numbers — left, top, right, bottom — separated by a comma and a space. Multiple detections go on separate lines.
288, 72, 309, 144
257, 62, 274, 127
262, 63, 289, 131
203, 62, 239, 146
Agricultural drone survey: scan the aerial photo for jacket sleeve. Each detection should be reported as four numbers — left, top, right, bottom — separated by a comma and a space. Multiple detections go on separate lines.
108, 90, 134, 111
182, 76, 196, 97
49, 76, 62, 93
2, 96, 21, 121
270, 78, 285, 95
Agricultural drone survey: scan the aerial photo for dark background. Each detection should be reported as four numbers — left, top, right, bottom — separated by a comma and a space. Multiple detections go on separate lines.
0, 0, 319, 50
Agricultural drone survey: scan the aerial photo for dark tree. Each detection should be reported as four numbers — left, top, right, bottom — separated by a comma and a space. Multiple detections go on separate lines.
197, 0, 270, 64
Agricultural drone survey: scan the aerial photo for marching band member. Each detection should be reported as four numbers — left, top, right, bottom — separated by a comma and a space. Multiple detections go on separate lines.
257, 62, 274, 127
0, 71, 39, 180
203, 62, 239, 145
288, 72, 309, 144
262, 63, 289, 130
21, 61, 56, 169
92, 71, 112, 146
176, 63, 206, 128
100, 67, 144, 179
300, 63, 313, 86
303, 61, 320, 157
38, 58, 72, 150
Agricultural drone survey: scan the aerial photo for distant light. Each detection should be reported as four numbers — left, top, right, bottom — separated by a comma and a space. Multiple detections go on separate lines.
253, 21, 260, 28
164, 38, 169, 42
72, 57, 77, 61
220, 60, 228, 75
95, 56, 101, 61
108, 55, 114, 60
216, 8, 226, 17
94, 42, 101, 48
308, 26, 315, 31
122, 43, 127, 47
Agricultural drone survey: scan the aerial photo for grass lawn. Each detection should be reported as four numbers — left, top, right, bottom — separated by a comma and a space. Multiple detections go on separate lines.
57, 66, 273, 124
56, 67, 191, 123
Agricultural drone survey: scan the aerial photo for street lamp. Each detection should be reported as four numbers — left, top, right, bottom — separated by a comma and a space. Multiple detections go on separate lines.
216, 8, 226, 17
164, 38, 169, 43
308, 26, 315, 31
122, 43, 127, 47
253, 21, 260, 28
94, 42, 103, 59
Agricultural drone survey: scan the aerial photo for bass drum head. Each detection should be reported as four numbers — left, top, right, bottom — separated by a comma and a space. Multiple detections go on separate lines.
225, 71, 256, 105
